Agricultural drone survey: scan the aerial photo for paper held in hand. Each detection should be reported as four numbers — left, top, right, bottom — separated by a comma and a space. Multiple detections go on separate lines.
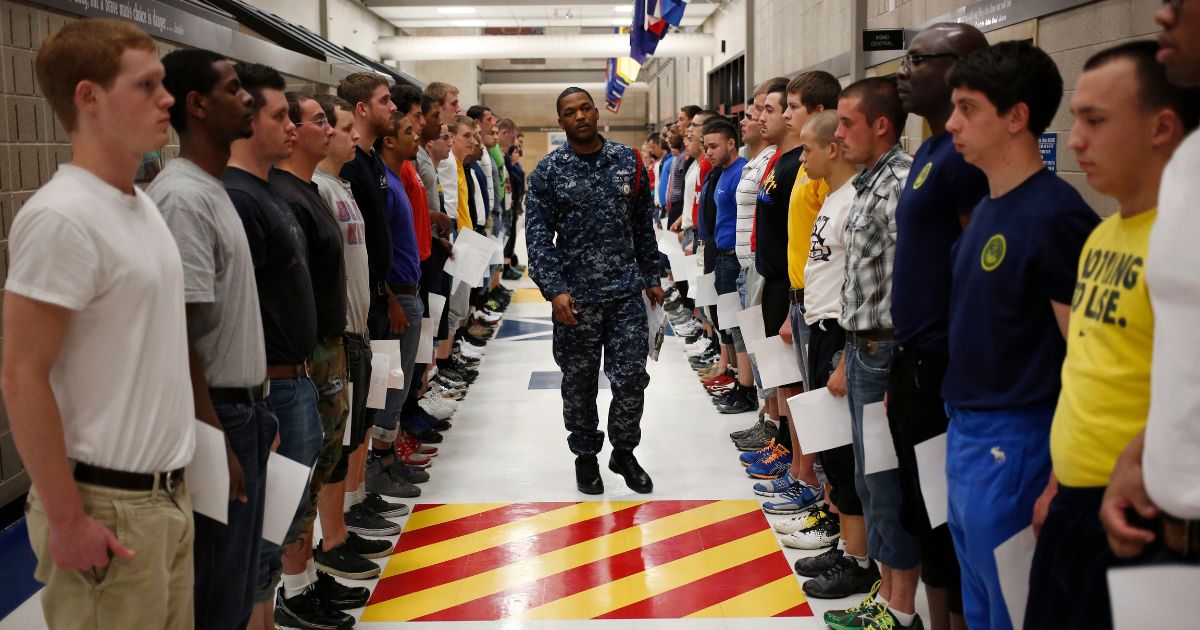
747, 335, 804, 389
262, 452, 312, 545
786, 388, 853, 454
187, 421, 230, 524
915, 433, 949, 528
692, 272, 718, 307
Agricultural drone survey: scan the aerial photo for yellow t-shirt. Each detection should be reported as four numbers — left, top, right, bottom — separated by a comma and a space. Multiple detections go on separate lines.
455, 158, 472, 231
1051, 208, 1156, 487
787, 165, 829, 289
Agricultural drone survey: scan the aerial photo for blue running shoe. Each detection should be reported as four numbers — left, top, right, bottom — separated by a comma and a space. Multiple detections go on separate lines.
753, 472, 795, 497
746, 446, 791, 479
739, 439, 776, 467
763, 482, 825, 514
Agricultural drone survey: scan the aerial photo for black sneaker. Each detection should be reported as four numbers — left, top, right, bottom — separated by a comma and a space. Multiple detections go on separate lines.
346, 531, 394, 559
314, 539, 381, 580
311, 571, 371, 610
363, 492, 409, 517
716, 389, 757, 414
274, 586, 355, 629
391, 461, 430, 484
794, 545, 844, 577
801, 555, 881, 599
344, 503, 402, 536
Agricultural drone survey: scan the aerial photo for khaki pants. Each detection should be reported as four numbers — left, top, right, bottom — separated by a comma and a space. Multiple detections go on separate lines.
27, 480, 195, 630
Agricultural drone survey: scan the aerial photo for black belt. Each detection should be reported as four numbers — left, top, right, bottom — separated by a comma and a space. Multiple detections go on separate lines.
846, 329, 895, 353
267, 363, 310, 380
389, 283, 420, 295
1162, 514, 1200, 561
74, 462, 185, 493
788, 288, 805, 304
209, 381, 269, 405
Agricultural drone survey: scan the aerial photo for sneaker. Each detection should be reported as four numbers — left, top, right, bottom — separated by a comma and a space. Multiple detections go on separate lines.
739, 440, 778, 467
363, 491, 411, 517
475, 310, 502, 325
672, 320, 700, 336
418, 396, 456, 420
467, 323, 494, 339
781, 510, 840, 549
746, 446, 792, 479
395, 440, 433, 468
703, 373, 734, 389
684, 339, 712, 357
344, 503, 403, 536
457, 343, 485, 360
752, 472, 796, 497
411, 408, 451, 432
822, 581, 887, 630
802, 555, 881, 599
731, 415, 766, 441
274, 586, 354, 629
697, 364, 724, 382
772, 504, 827, 533
311, 571, 371, 610
762, 481, 823, 513
734, 422, 778, 452
364, 457, 421, 498
794, 545, 844, 577
391, 461, 430, 484
860, 609, 924, 630
346, 531, 393, 559
398, 435, 437, 458
717, 389, 758, 414
430, 382, 466, 401
314, 539, 381, 580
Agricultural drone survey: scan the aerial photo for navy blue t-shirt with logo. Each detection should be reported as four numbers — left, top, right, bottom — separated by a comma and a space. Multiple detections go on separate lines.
891, 133, 988, 354
943, 169, 1099, 410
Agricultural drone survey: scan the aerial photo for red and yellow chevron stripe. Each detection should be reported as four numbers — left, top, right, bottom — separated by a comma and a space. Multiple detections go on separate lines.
361, 500, 812, 622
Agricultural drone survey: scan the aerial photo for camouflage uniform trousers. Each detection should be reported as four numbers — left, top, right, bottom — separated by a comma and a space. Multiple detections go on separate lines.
552, 292, 650, 456
299, 335, 349, 533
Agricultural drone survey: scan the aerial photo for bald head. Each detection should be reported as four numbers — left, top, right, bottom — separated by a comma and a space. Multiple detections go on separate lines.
897, 22, 988, 121
925, 22, 989, 57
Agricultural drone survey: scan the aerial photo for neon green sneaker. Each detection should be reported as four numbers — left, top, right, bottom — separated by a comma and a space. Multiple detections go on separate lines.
822, 580, 883, 630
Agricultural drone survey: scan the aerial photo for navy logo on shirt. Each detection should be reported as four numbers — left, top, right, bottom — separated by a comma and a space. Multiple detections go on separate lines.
913, 162, 932, 190
981, 234, 1007, 271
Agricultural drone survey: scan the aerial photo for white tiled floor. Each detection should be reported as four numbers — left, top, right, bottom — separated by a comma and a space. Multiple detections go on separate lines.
0, 272, 930, 629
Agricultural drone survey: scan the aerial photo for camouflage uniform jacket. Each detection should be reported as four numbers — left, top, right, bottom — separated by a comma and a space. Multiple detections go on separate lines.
526, 137, 660, 304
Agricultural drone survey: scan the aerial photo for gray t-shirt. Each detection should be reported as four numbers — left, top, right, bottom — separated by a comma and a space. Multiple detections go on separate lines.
313, 169, 370, 334
148, 158, 267, 388
416, 148, 441, 214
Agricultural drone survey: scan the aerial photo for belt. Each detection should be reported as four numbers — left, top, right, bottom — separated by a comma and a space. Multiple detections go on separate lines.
846, 329, 895, 353
74, 462, 185, 493
788, 288, 805, 304
209, 381, 269, 405
389, 283, 420, 295
267, 363, 309, 380
1162, 514, 1200, 560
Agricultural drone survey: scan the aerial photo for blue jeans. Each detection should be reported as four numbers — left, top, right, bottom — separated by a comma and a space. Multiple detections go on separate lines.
373, 293, 426, 442
255, 377, 321, 601
845, 341, 921, 569
946, 404, 1053, 630
194, 400, 277, 630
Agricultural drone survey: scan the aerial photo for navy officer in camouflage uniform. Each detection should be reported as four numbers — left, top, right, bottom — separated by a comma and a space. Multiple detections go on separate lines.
526, 87, 666, 495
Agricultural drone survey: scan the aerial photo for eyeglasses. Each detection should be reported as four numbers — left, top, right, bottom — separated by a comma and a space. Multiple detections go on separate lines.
901, 52, 959, 67
295, 115, 330, 128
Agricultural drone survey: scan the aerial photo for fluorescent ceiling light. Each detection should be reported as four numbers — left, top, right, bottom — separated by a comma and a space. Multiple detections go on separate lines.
452, 19, 487, 27
614, 4, 633, 12
437, 6, 476, 15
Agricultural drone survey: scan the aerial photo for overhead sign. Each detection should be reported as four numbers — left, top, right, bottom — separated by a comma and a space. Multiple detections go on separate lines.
862, 29, 905, 52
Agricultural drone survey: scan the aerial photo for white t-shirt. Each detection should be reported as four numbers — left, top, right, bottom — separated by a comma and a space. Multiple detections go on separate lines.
803, 179, 855, 325
313, 169, 370, 335
736, 145, 777, 268
681, 160, 700, 230
437, 157, 459, 220
6, 165, 195, 473
1144, 130, 1200, 518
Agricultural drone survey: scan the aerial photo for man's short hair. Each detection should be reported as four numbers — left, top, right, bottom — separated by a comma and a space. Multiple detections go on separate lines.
754, 77, 790, 98
448, 114, 477, 134
840, 77, 906, 143
235, 62, 286, 114
420, 94, 436, 116
680, 105, 702, 119
466, 105, 491, 120
285, 92, 315, 125
766, 79, 789, 105
802, 110, 840, 146
701, 118, 739, 143
947, 40, 1063, 137
162, 49, 226, 134
314, 94, 352, 124
788, 70, 842, 112
424, 81, 459, 104
497, 118, 518, 133
556, 87, 594, 114
1085, 40, 1200, 133
390, 84, 422, 115
694, 109, 721, 123
337, 72, 389, 108
36, 18, 157, 132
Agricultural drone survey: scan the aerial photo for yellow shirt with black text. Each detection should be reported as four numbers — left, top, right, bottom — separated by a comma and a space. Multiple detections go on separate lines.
786, 166, 829, 289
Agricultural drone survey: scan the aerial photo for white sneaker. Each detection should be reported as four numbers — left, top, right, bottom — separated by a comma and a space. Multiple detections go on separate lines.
674, 321, 700, 336
430, 383, 465, 400
780, 512, 839, 550
419, 397, 455, 420
684, 339, 712, 357
457, 341, 485, 357
772, 504, 825, 535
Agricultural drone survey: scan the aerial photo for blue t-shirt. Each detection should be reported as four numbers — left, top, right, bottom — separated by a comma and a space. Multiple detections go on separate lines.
383, 166, 422, 285
943, 169, 1099, 410
657, 153, 674, 207
892, 133, 988, 353
714, 156, 747, 250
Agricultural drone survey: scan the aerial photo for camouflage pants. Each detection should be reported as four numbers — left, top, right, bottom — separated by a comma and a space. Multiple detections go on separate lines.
552, 293, 650, 456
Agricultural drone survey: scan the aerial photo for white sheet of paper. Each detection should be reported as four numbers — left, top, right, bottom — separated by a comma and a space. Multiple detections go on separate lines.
692, 272, 718, 307
1109, 566, 1200, 629
737, 305, 766, 343
428, 293, 447, 327
785, 388, 853, 454
862, 402, 898, 474
366, 352, 390, 409
417, 317, 435, 364
666, 251, 690, 282
716, 292, 741, 331
747, 335, 804, 389
370, 340, 404, 389
993, 526, 1036, 628
262, 452, 312, 545
186, 420, 230, 524
658, 231, 683, 256
449, 229, 500, 286
488, 235, 503, 265
644, 294, 666, 353
915, 433, 949, 528
342, 383, 353, 446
